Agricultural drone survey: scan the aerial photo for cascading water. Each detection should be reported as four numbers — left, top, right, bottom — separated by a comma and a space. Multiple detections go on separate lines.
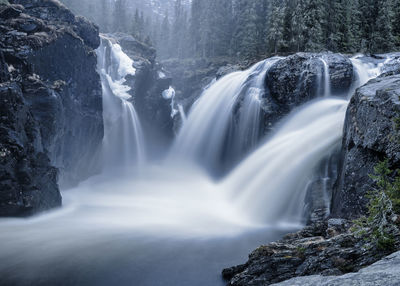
97, 35, 145, 168
320, 57, 331, 97
0, 52, 393, 286
351, 54, 389, 87
224, 98, 348, 224
170, 58, 281, 173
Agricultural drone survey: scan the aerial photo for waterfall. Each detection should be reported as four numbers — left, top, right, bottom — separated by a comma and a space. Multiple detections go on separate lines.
170, 58, 281, 173
97, 36, 146, 168
351, 55, 389, 87
219, 54, 390, 224
320, 57, 331, 97
223, 98, 348, 224
0, 52, 395, 286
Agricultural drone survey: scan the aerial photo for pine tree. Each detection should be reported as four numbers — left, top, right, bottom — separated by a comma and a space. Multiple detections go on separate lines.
371, 0, 395, 52
99, 0, 109, 32
113, 0, 128, 32
158, 11, 171, 59
303, 0, 325, 51
233, 0, 259, 58
292, 0, 307, 52
394, 0, 400, 47
267, 0, 285, 53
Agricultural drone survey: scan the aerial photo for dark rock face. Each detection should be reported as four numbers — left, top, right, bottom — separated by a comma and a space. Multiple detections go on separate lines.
162, 58, 241, 121
0, 83, 61, 216
0, 0, 103, 215
332, 73, 400, 219
264, 53, 353, 129
223, 219, 400, 286
106, 33, 174, 154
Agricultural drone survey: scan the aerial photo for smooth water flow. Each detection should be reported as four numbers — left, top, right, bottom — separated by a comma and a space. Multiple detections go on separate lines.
320, 57, 331, 97
225, 98, 348, 223
97, 36, 146, 168
0, 52, 391, 286
171, 58, 281, 172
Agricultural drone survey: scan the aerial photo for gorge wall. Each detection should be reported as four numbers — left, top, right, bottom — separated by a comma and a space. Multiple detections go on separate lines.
332, 57, 400, 218
0, 0, 103, 216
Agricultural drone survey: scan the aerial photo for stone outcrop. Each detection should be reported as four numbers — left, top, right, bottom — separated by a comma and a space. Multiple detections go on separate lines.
223, 219, 400, 286
263, 53, 353, 132
332, 73, 400, 219
0, 83, 60, 216
271, 251, 400, 286
0, 0, 103, 215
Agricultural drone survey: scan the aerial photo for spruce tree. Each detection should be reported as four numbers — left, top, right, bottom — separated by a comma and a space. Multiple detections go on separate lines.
303, 0, 325, 51
267, 0, 285, 53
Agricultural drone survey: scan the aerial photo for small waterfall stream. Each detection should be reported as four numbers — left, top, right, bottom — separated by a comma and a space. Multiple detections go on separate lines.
320, 57, 331, 97
97, 36, 146, 168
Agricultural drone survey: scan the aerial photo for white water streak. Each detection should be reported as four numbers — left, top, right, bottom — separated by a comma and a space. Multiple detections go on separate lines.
97, 36, 146, 167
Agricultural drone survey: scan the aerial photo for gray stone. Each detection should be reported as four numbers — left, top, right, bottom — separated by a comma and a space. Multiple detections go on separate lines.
332, 73, 400, 218
271, 251, 400, 286
0, 0, 103, 215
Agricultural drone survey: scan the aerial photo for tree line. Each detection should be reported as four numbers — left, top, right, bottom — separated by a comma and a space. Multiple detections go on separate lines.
61, 0, 400, 60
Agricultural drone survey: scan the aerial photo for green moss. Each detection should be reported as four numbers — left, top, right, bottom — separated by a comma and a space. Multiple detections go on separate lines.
377, 235, 396, 251
296, 246, 306, 259
394, 117, 400, 132
352, 160, 400, 248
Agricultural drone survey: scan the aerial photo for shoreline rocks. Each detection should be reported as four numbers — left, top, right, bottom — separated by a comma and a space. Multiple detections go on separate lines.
223, 219, 400, 286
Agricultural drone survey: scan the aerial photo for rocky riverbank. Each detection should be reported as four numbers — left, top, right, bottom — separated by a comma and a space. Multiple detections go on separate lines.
272, 250, 400, 286
223, 218, 400, 285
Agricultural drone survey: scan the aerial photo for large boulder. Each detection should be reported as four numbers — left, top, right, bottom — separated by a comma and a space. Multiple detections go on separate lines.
263, 53, 353, 131
331, 73, 400, 218
0, 0, 103, 215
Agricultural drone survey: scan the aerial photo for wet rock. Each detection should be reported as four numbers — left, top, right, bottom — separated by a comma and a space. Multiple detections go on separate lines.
223, 220, 400, 286
216, 64, 241, 79
0, 0, 103, 215
266, 53, 353, 108
271, 251, 400, 286
0, 83, 61, 216
161, 58, 241, 123
0, 4, 21, 19
332, 73, 400, 218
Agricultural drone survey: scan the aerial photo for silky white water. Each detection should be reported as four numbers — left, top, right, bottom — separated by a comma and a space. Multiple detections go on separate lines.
320, 57, 331, 97
0, 53, 391, 286
170, 58, 281, 172
97, 36, 146, 168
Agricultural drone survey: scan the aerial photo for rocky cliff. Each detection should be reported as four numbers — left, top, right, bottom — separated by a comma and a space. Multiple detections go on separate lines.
0, 0, 103, 216
332, 66, 400, 218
